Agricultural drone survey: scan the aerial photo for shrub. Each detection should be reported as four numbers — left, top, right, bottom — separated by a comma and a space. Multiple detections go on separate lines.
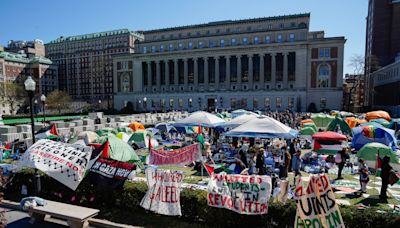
5, 169, 400, 227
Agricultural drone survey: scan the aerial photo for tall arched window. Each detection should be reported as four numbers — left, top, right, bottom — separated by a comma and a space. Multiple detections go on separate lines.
317, 64, 330, 88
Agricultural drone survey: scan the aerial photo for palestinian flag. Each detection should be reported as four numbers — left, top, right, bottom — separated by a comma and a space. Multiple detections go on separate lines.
313, 140, 346, 155
203, 162, 215, 176
35, 124, 58, 140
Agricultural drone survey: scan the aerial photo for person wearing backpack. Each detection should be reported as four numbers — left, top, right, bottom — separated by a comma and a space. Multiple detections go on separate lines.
336, 148, 349, 180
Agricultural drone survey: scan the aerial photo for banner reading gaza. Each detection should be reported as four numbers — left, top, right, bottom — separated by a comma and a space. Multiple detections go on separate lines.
207, 173, 272, 215
18, 139, 92, 190
89, 157, 136, 189
140, 167, 184, 216
149, 143, 201, 165
294, 174, 345, 228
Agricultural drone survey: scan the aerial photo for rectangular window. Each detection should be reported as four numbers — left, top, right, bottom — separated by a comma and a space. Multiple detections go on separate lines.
276, 97, 282, 108
253, 98, 258, 109
289, 33, 295, 42
320, 98, 327, 109
277, 34, 283, 43
160, 44, 164, 52
288, 97, 295, 109
169, 99, 174, 108
169, 44, 174, 51
242, 37, 248, 45
253, 36, 259, 44
198, 41, 204, 48
319, 48, 330, 58
241, 98, 247, 109
178, 43, 184, 50
231, 38, 236, 46
220, 39, 225, 47
179, 98, 183, 108
188, 42, 193, 49
209, 40, 215, 48
264, 97, 270, 110
143, 46, 147, 54
265, 36, 270, 44
231, 98, 236, 109
151, 46, 156, 53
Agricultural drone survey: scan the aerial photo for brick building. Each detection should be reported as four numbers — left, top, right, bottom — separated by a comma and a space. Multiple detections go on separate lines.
45, 29, 144, 109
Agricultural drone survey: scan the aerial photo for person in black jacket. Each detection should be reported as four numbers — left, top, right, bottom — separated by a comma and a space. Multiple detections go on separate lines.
256, 149, 266, 175
336, 148, 349, 180
379, 153, 392, 202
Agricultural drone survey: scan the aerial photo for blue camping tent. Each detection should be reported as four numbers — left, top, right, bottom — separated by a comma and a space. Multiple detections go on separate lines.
351, 125, 398, 151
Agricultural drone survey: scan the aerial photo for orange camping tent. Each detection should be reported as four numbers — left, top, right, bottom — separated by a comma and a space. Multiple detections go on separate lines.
365, 110, 391, 122
128, 122, 145, 131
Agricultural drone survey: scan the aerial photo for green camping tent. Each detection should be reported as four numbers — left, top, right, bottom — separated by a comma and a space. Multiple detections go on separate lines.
97, 128, 118, 136
300, 127, 316, 136
303, 123, 318, 132
370, 118, 391, 128
128, 130, 154, 148
116, 127, 133, 134
326, 117, 352, 136
311, 113, 335, 128
106, 135, 142, 167
356, 142, 399, 163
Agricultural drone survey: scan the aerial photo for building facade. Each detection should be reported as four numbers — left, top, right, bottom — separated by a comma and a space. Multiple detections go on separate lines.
6, 39, 46, 58
114, 14, 345, 112
45, 29, 144, 109
0, 51, 58, 115
365, 0, 400, 107
343, 74, 365, 113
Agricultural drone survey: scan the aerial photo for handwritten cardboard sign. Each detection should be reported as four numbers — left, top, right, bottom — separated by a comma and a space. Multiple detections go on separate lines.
207, 173, 272, 214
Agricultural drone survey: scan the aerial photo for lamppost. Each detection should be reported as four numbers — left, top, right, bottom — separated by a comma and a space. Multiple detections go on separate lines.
34, 99, 38, 114
214, 98, 218, 113
24, 76, 41, 194
138, 100, 142, 111
198, 98, 201, 111
143, 97, 147, 112
189, 98, 192, 112
41, 94, 46, 125
98, 100, 102, 111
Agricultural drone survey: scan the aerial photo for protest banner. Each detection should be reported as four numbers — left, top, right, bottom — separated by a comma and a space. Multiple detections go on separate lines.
140, 167, 184, 216
18, 139, 92, 190
207, 173, 272, 215
89, 157, 136, 189
294, 174, 345, 228
149, 143, 201, 166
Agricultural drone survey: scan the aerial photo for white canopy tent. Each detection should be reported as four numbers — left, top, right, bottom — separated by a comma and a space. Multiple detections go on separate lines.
174, 111, 226, 128
224, 116, 298, 139
223, 112, 259, 128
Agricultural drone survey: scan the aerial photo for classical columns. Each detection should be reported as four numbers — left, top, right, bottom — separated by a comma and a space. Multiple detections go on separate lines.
271, 53, 276, 89
283, 52, 288, 89
147, 61, 152, 88
156, 60, 161, 91
194, 58, 198, 88
174, 59, 179, 86
237, 55, 241, 84
165, 60, 170, 86
226, 55, 231, 88
260, 54, 265, 85
184, 58, 188, 90
215, 57, 220, 89
248, 54, 253, 87
204, 57, 209, 86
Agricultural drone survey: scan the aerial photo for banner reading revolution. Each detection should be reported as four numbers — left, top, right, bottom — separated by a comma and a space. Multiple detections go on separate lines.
207, 173, 272, 215
149, 143, 201, 165
294, 174, 345, 228
89, 157, 136, 189
140, 167, 184, 216
18, 139, 92, 190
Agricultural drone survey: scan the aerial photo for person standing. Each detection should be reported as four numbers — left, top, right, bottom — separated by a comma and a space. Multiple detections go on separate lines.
256, 149, 266, 175
289, 140, 296, 172
282, 149, 291, 178
358, 159, 369, 193
379, 154, 393, 202
292, 150, 302, 185
336, 148, 349, 180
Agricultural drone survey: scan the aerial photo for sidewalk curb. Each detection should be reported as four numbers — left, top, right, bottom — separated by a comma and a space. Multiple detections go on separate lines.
1, 200, 141, 228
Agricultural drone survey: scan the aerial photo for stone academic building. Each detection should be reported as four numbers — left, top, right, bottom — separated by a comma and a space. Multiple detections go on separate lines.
114, 13, 345, 112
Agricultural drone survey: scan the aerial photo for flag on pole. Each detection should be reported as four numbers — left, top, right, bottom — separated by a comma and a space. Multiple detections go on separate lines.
148, 136, 153, 150
203, 162, 214, 176
198, 123, 202, 134
35, 124, 59, 140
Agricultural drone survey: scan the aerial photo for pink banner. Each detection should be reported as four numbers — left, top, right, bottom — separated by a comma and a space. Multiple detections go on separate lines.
149, 143, 201, 165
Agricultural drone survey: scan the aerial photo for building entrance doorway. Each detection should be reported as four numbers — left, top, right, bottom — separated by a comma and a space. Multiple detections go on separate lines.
207, 98, 217, 112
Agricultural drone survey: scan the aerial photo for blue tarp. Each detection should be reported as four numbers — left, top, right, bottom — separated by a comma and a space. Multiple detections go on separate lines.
351, 125, 398, 151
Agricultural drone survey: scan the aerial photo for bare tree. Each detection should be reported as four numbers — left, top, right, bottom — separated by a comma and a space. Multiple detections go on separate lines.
346, 54, 365, 112
0, 83, 26, 114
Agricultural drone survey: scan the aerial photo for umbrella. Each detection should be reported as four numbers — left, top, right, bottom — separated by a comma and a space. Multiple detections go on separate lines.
128, 122, 145, 132
155, 122, 177, 133
224, 116, 298, 138
174, 111, 225, 127
231, 109, 250, 118
356, 142, 399, 163
351, 125, 397, 151
223, 112, 259, 128
300, 127, 316, 136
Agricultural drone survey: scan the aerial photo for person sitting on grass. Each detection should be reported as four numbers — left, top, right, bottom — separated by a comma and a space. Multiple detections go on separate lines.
358, 158, 369, 193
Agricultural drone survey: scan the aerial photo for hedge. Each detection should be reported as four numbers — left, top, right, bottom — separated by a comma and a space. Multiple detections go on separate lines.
4, 169, 400, 227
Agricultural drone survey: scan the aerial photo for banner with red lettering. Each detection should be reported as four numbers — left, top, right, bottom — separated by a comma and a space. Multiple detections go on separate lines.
140, 167, 184, 216
149, 143, 201, 166
89, 157, 136, 189
18, 139, 93, 190
294, 174, 345, 228
207, 173, 272, 215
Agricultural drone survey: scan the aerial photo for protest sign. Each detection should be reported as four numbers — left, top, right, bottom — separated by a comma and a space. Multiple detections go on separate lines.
207, 173, 272, 215
18, 139, 92, 190
294, 174, 345, 228
140, 167, 184, 216
149, 143, 201, 165
89, 157, 136, 189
